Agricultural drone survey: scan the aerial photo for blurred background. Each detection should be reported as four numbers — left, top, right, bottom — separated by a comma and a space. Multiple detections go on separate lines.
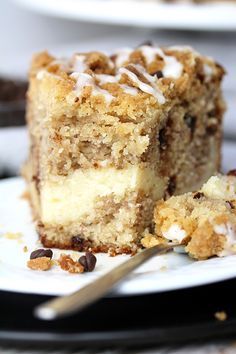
0, 0, 236, 178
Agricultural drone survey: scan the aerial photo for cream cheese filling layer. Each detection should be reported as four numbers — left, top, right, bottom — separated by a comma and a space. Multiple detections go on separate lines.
41, 166, 166, 224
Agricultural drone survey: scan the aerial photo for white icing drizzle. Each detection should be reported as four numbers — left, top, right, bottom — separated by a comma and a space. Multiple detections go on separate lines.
139, 45, 183, 79
119, 65, 165, 104
203, 62, 215, 82
114, 48, 133, 68
46, 45, 186, 104
71, 54, 88, 73
120, 84, 138, 96
36, 69, 63, 81
114, 45, 183, 79
201, 175, 236, 200
71, 72, 114, 104
214, 222, 236, 257
36, 70, 46, 80
97, 73, 139, 95
96, 74, 138, 96
96, 74, 118, 84
163, 224, 187, 243
204, 64, 213, 76
134, 64, 157, 84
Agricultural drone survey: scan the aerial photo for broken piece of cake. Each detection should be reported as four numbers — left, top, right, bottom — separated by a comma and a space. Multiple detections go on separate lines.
23, 44, 225, 254
144, 172, 236, 260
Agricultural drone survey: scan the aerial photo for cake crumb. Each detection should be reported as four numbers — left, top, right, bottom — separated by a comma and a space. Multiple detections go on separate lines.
27, 257, 52, 271
141, 233, 164, 248
23, 246, 28, 253
20, 190, 30, 200
58, 254, 84, 273
51, 259, 59, 266
4, 232, 22, 240
214, 311, 227, 321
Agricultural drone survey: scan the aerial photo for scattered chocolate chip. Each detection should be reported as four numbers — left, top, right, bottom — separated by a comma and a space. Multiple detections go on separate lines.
167, 176, 176, 197
78, 256, 88, 270
226, 201, 234, 209
79, 252, 97, 272
159, 128, 167, 149
74, 97, 79, 103
227, 170, 236, 177
153, 70, 163, 79
184, 114, 196, 136
30, 248, 53, 260
193, 192, 205, 199
137, 40, 153, 48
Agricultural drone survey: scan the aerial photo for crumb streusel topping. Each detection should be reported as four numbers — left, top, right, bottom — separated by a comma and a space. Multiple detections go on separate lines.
144, 173, 236, 260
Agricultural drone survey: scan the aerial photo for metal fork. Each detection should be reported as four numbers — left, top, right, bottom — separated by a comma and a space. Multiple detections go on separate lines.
35, 243, 177, 320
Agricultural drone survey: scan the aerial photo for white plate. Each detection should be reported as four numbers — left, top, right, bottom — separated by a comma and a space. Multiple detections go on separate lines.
0, 141, 236, 297
15, 0, 236, 31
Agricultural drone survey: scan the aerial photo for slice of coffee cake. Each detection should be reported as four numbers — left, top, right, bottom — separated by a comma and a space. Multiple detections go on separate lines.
144, 172, 236, 260
24, 44, 225, 254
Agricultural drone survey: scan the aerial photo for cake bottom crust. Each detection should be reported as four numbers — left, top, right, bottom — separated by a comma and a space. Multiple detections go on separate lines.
40, 233, 138, 256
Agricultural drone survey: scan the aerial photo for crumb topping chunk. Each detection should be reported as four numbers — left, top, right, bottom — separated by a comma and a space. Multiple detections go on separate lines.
35, 44, 202, 106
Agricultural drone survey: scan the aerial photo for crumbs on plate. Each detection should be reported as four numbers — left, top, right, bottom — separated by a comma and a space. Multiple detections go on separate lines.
26, 248, 97, 273
27, 248, 53, 271
4, 232, 23, 240
27, 257, 52, 271
58, 254, 84, 274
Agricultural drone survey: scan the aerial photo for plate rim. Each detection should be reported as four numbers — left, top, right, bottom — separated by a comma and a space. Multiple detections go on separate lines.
14, 0, 236, 31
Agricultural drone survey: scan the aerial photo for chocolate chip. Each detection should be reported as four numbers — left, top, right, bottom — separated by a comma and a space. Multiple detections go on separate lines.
30, 249, 53, 260
159, 128, 167, 149
193, 192, 205, 199
72, 236, 83, 244
206, 123, 218, 135
208, 109, 216, 118
153, 70, 163, 79
71, 236, 84, 251
184, 114, 196, 136
137, 40, 153, 48
227, 170, 236, 177
79, 252, 97, 272
167, 176, 176, 197
78, 256, 88, 270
